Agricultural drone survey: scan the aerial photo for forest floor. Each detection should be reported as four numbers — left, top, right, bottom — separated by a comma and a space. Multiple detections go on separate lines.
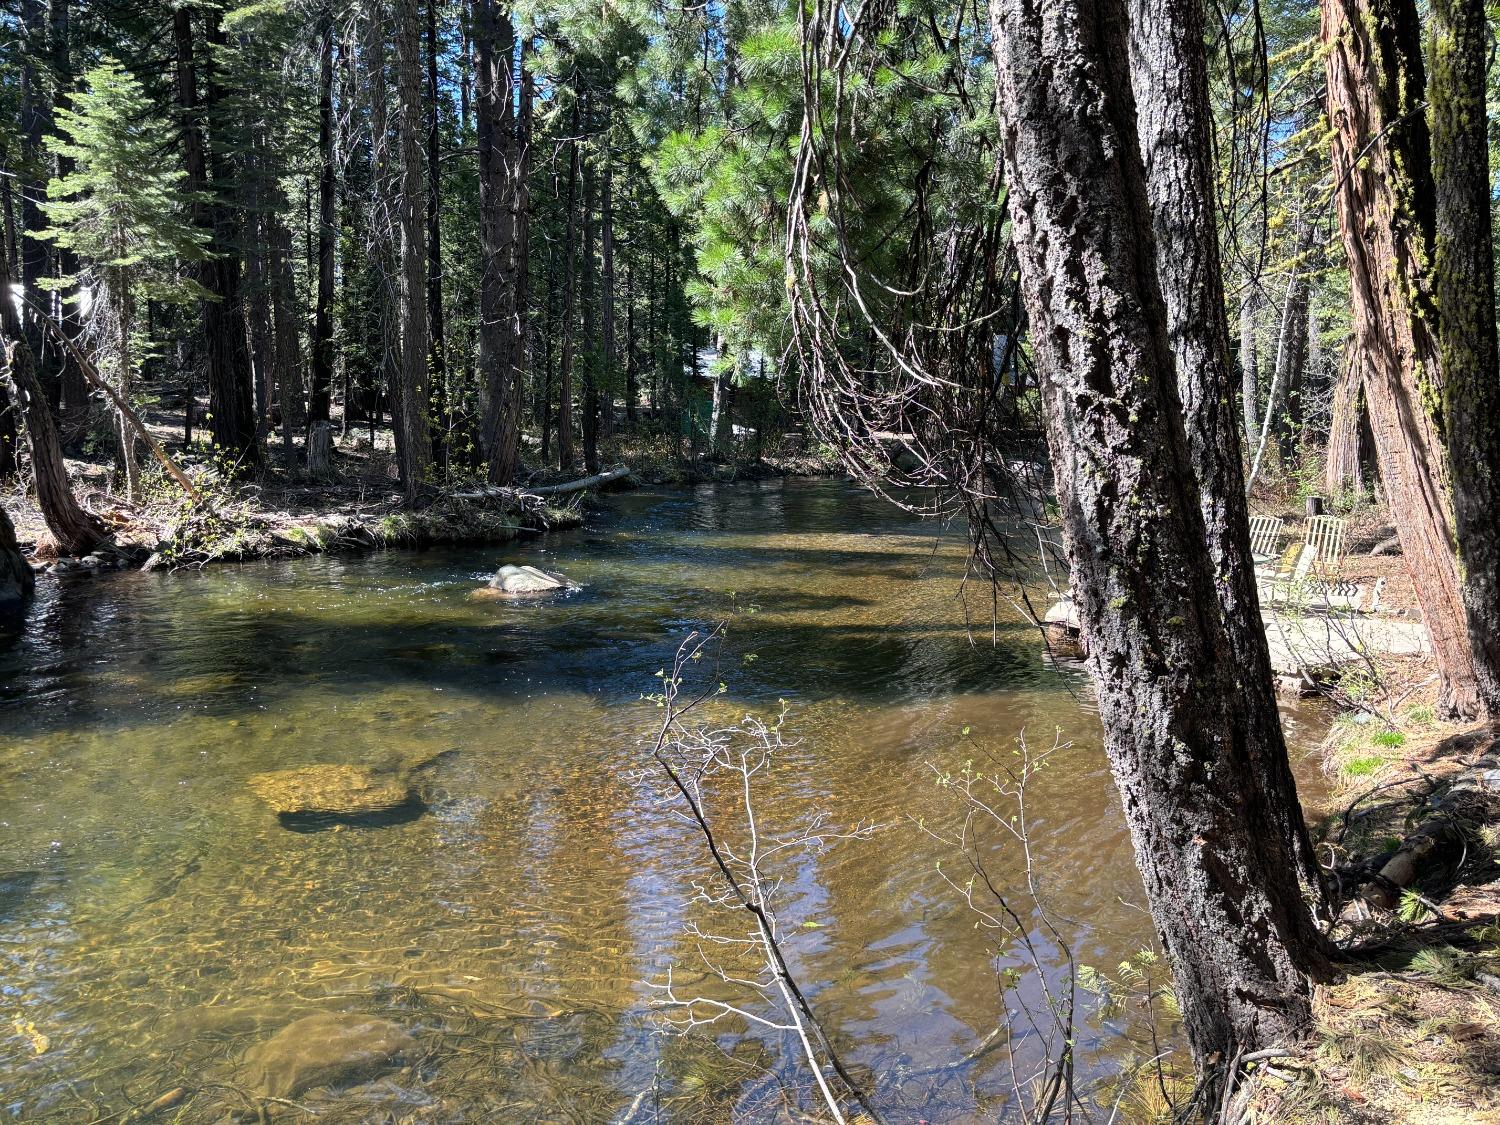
4, 410, 838, 577
1229, 484, 1500, 1121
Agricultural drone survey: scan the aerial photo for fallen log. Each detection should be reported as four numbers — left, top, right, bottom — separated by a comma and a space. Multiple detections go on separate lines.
525, 465, 631, 496
1361, 741, 1500, 909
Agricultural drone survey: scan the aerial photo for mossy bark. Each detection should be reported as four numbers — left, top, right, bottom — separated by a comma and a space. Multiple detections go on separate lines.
1321, 0, 1481, 718
1429, 0, 1500, 718
990, 0, 1334, 1088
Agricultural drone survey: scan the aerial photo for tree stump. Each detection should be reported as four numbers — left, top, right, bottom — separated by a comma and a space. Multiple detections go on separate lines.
307, 421, 334, 481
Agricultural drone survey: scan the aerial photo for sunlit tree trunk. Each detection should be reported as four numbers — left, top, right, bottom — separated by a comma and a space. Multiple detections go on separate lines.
1322, 0, 1480, 717
989, 0, 1334, 1090
1430, 0, 1500, 718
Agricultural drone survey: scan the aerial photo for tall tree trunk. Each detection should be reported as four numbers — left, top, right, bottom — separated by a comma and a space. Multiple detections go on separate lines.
366, 1, 404, 481
556, 111, 582, 471
989, 0, 1334, 1089
0, 255, 103, 555
395, 0, 434, 499
508, 44, 533, 473
581, 112, 600, 475
1430, 0, 1500, 717
625, 227, 638, 424
309, 6, 337, 426
599, 109, 617, 436
174, 7, 258, 465
425, 0, 447, 471
1322, 0, 1479, 718
475, 0, 520, 483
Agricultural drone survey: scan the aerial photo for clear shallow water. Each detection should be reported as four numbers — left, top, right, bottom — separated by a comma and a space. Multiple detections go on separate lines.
0, 479, 1328, 1122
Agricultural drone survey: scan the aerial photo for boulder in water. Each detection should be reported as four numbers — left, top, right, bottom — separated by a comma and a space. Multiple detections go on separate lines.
247, 765, 415, 818
239, 1011, 416, 1100
486, 564, 573, 595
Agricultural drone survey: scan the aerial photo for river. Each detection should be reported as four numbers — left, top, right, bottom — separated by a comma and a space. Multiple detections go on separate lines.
0, 479, 1328, 1122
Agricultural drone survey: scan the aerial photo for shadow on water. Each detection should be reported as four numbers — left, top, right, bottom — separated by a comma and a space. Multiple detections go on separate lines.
0, 479, 1244, 1122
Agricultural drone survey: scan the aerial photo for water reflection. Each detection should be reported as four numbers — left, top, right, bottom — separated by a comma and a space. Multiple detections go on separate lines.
0, 480, 1324, 1121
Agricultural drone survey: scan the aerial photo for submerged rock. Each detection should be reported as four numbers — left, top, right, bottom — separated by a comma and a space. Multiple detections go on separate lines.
247, 765, 415, 818
482, 563, 574, 596
239, 1011, 416, 1100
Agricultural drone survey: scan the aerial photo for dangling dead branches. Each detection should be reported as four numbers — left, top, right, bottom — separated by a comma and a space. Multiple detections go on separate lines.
783, 0, 1060, 616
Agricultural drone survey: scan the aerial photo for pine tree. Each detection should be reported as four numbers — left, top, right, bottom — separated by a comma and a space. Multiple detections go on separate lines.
41, 58, 209, 499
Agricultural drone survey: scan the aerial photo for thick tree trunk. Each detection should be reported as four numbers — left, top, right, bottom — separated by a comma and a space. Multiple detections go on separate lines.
0, 502, 32, 618
394, 0, 434, 500
1430, 0, 1500, 718
1322, 0, 1479, 718
1128, 0, 1328, 903
309, 6, 336, 426
989, 0, 1333, 1087
174, 7, 258, 465
0, 257, 103, 555
425, 0, 447, 470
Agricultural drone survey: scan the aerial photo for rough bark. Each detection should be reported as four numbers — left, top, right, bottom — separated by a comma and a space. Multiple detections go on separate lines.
989, 0, 1333, 1082
1128, 0, 1328, 903
0, 256, 104, 555
1322, 0, 1479, 718
0, 501, 32, 618
1430, 0, 1500, 717
394, 0, 434, 500
309, 6, 336, 426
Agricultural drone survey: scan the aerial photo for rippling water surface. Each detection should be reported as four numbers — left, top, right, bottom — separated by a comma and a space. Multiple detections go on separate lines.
0, 479, 1327, 1121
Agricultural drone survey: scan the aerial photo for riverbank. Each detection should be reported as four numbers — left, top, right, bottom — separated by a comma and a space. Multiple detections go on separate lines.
1249, 687, 1500, 1122
3, 422, 841, 579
